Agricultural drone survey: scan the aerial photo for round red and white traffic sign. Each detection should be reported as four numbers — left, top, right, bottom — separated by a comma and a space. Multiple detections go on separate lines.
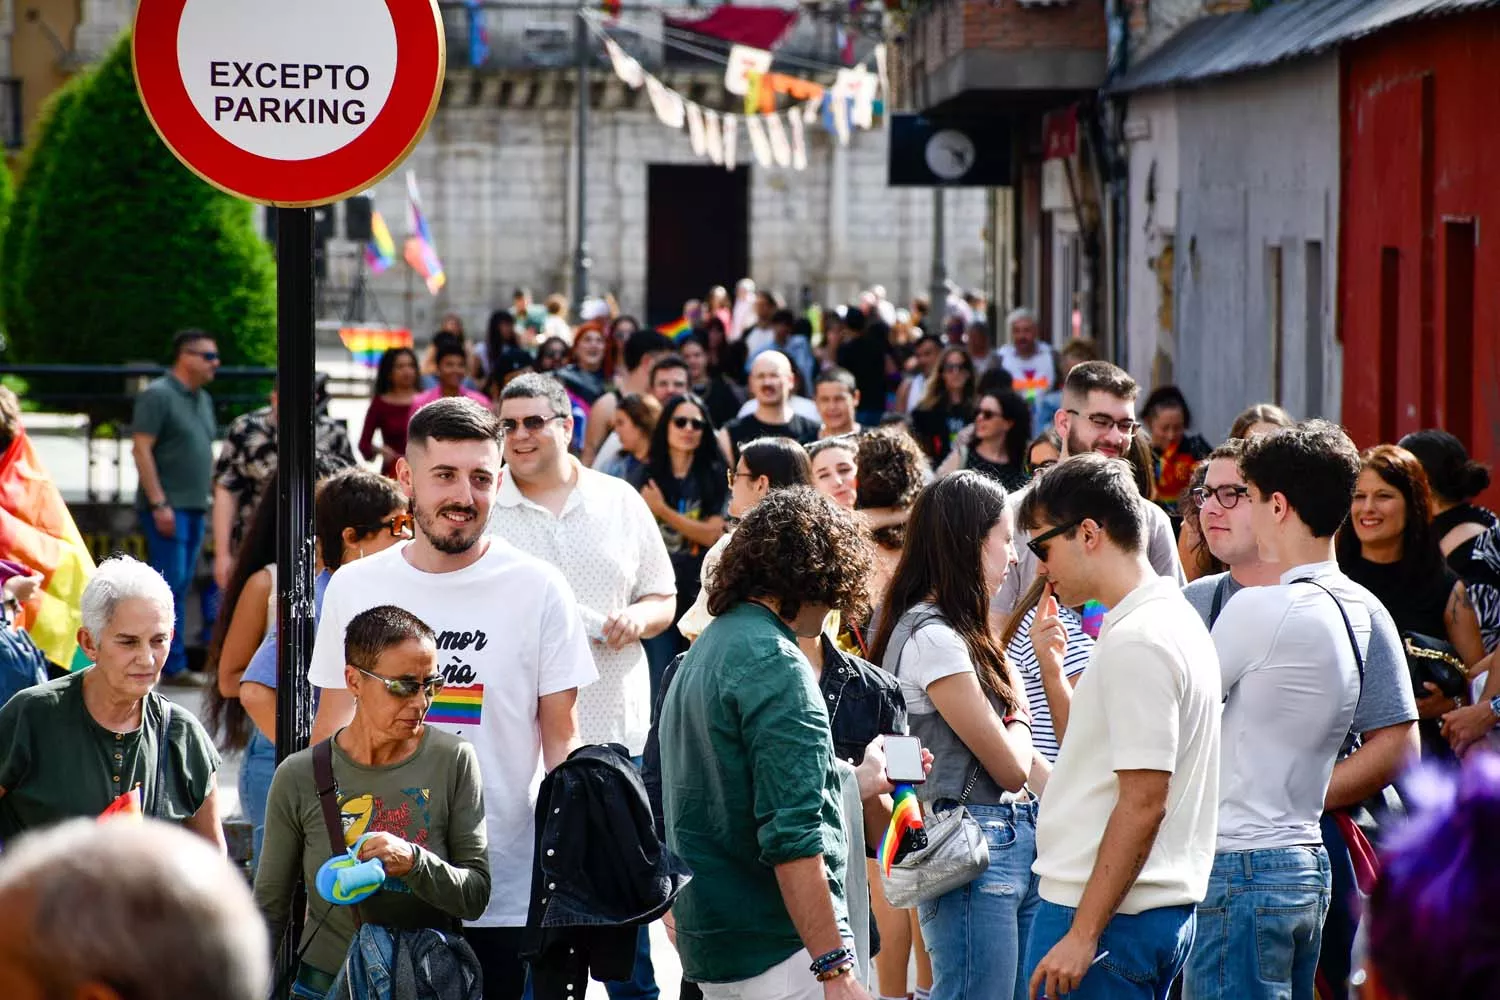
133, 0, 444, 206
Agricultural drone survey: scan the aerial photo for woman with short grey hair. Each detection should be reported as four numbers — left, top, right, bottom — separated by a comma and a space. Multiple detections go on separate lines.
0, 555, 223, 848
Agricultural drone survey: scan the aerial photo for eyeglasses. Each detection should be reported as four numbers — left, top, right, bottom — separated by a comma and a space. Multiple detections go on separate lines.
727, 469, 752, 487
976, 407, 1003, 420
1191, 484, 1251, 509
499, 414, 567, 436
942, 362, 971, 373
1028, 459, 1058, 478
352, 665, 445, 699
1027, 518, 1083, 561
672, 416, 707, 431
188, 350, 220, 362
1066, 409, 1140, 435
361, 512, 414, 538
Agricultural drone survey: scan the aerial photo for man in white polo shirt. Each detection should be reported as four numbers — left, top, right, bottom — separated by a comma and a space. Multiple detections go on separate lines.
487, 372, 675, 1000
1181, 421, 1369, 1000
1017, 454, 1220, 1000
307, 398, 597, 1000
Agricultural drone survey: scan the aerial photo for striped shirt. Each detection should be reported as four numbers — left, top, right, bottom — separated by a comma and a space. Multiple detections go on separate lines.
1006, 604, 1094, 762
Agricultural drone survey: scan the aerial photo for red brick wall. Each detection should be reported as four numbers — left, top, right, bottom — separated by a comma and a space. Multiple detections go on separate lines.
961, 0, 1108, 51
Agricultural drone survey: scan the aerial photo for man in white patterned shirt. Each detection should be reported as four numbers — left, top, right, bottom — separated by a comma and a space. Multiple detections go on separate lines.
487, 372, 675, 1000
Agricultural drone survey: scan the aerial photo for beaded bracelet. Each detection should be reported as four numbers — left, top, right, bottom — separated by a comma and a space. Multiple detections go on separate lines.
810, 946, 854, 976
815, 960, 855, 983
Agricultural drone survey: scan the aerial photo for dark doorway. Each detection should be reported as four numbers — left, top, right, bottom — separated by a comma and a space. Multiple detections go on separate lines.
647, 165, 749, 328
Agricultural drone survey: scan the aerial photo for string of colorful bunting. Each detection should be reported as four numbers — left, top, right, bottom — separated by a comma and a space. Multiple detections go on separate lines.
594, 22, 884, 173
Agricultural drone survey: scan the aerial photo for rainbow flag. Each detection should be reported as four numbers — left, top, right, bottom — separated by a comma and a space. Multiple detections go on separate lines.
1080, 600, 1107, 639
339, 327, 414, 370
879, 783, 925, 876
404, 172, 446, 295
0, 430, 93, 670
657, 316, 692, 341
364, 208, 397, 274
427, 683, 483, 726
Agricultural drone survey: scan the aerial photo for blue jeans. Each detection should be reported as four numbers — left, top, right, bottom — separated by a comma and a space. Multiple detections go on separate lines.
239, 730, 278, 872
1183, 846, 1331, 1000
604, 756, 659, 1000
139, 508, 206, 676
1026, 899, 1195, 1000
917, 800, 1040, 1000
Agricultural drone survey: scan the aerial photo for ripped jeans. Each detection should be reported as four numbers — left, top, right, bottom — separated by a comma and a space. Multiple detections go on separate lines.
917, 799, 1040, 1000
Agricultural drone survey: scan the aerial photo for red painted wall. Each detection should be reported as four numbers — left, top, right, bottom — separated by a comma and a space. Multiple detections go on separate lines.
1341, 10, 1500, 504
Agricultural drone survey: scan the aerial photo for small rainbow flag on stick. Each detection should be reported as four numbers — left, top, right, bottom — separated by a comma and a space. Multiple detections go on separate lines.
365, 208, 397, 274
879, 784, 927, 876
339, 327, 414, 370
657, 316, 692, 341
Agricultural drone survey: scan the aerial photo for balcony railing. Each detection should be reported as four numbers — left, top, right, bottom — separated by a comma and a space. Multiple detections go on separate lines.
438, 1, 883, 74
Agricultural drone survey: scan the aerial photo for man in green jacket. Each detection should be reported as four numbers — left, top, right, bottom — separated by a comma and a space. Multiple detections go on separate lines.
660, 486, 876, 1000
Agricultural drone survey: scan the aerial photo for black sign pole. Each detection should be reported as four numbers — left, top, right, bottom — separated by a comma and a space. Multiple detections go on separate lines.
274, 205, 318, 973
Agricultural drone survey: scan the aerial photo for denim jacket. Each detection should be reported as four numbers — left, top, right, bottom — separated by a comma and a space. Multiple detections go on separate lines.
325, 925, 481, 1000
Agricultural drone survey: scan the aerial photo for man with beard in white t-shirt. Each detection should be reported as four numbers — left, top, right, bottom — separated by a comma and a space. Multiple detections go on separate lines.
308, 397, 597, 999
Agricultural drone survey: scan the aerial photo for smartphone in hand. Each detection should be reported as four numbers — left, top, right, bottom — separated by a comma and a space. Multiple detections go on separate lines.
884, 734, 926, 784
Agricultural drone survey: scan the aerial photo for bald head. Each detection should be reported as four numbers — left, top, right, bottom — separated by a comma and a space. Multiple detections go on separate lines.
0, 819, 269, 1000
750, 351, 795, 407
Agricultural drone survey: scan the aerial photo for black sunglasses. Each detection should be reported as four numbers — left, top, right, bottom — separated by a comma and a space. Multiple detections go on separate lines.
359, 512, 414, 539
672, 416, 707, 431
500, 414, 567, 436
189, 349, 220, 362
1027, 518, 1083, 561
353, 665, 445, 699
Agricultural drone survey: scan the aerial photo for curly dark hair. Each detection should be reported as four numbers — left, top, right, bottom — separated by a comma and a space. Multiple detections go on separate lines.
855, 426, 931, 551
706, 486, 872, 624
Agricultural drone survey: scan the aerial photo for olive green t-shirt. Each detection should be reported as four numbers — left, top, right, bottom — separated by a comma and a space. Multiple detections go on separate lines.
0, 670, 221, 842
132, 373, 217, 511
253, 727, 491, 977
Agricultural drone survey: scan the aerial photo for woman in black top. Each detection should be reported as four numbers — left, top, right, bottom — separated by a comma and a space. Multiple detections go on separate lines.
559, 323, 610, 405
1337, 444, 1486, 757
1400, 429, 1497, 654
937, 387, 1031, 492
910, 346, 977, 465
679, 332, 743, 428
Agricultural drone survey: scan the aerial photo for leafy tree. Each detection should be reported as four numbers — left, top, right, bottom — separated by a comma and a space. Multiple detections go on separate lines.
7, 32, 276, 422
0, 74, 88, 339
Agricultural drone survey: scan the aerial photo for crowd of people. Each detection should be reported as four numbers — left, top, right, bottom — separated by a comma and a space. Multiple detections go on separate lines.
0, 280, 1498, 1000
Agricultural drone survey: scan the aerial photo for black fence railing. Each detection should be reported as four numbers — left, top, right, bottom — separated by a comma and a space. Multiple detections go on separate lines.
1, 77, 21, 150
0, 364, 277, 428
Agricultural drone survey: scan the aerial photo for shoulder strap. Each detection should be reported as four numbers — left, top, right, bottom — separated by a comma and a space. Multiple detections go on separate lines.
894, 609, 985, 806
313, 738, 363, 928
313, 739, 346, 854
151, 700, 172, 818
1291, 578, 1366, 686
1208, 575, 1230, 630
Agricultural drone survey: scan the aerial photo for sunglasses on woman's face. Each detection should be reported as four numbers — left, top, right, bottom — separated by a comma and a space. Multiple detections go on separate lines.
976, 407, 1003, 420
373, 512, 414, 538
353, 665, 445, 699
943, 362, 971, 373
672, 416, 707, 431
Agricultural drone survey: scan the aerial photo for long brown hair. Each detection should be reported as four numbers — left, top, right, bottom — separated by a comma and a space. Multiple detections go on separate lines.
870, 471, 1023, 714
1336, 444, 1445, 583
918, 347, 977, 412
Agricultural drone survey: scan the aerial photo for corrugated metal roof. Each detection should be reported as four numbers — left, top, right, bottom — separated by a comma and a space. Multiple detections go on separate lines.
1109, 0, 1500, 94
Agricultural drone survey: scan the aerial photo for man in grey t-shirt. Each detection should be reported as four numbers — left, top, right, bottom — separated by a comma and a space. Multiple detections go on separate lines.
1181, 433, 1417, 996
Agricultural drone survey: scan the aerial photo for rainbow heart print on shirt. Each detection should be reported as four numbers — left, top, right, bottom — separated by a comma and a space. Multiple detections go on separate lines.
427, 684, 483, 726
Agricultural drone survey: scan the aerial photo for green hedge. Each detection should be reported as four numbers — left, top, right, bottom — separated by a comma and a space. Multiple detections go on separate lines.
5, 32, 277, 422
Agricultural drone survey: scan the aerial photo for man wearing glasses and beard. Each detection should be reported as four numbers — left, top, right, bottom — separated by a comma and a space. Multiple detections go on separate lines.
308, 397, 596, 999
992, 361, 1186, 620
